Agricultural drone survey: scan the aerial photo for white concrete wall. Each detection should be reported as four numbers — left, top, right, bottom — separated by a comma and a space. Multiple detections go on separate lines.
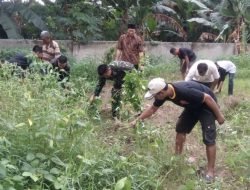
0, 40, 249, 61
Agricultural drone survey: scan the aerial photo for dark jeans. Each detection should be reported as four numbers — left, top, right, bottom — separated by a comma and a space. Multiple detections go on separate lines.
228, 73, 235, 95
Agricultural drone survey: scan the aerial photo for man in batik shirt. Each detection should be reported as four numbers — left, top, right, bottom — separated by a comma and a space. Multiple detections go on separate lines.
115, 24, 144, 70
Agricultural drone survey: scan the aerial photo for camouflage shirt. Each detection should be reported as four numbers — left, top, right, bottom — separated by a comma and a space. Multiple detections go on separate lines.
94, 61, 134, 96
117, 33, 143, 65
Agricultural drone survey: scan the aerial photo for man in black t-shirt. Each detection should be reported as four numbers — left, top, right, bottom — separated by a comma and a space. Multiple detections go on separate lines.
170, 47, 196, 79
131, 78, 225, 182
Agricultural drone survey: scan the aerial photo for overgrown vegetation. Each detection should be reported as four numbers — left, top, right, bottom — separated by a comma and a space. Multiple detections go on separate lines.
0, 49, 249, 189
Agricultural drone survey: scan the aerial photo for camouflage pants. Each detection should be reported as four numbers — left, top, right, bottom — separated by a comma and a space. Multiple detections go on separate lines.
111, 88, 122, 118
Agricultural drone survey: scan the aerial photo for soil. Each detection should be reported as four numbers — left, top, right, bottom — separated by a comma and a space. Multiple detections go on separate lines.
97, 83, 249, 183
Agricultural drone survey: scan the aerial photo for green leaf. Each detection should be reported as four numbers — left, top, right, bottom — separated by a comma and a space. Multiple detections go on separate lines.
51, 157, 66, 167
26, 153, 35, 161
15, 123, 26, 128
30, 159, 40, 167
0, 164, 6, 178
114, 177, 131, 190
50, 168, 61, 175
183, 0, 210, 10
0, 12, 23, 39
14, 3, 47, 30
12, 175, 24, 181
44, 174, 55, 182
54, 181, 64, 189
36, 153, 47, 160
22, 171, 39, 182
187, 18, 215, 27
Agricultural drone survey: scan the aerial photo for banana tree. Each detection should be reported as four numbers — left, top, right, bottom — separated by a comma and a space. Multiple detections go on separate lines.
219, 0, 250, 53
0, 1, 47, 39
43, 0, 103, 42
147, 0, 215, 41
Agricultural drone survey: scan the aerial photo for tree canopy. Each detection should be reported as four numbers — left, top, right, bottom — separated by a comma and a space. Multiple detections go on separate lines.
0, 0, 249, 43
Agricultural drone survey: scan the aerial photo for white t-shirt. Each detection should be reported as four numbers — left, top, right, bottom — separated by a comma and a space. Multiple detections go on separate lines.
216, 60, 236, 73
185, 60, 220, 83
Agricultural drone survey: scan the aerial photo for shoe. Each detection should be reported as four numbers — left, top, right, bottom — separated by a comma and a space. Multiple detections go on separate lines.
204, 174, 214, 183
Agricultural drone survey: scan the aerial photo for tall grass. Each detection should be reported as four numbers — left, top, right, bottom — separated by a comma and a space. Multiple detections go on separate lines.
0, 49, 249, 189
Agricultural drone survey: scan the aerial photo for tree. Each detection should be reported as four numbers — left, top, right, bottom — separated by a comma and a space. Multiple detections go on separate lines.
219, 0, 250, 53
0, 1, 47, 39
149, 0, 215, 41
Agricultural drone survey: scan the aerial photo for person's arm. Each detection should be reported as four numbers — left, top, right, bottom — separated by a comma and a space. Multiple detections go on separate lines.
90, 77, 106, 103
115, 49, 122, 61
184, 55, 190, 71
50, 41, 61, 64
115, 36, 123, 61
211, 79, 219, 90
216, 81, 223, 92
210, 64, 220, 90
131, 105, 158, 127
185, 66, 195, 81
203, 93, 225, 124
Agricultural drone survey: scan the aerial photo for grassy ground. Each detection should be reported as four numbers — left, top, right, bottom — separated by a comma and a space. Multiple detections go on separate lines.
0, 50, 249, 190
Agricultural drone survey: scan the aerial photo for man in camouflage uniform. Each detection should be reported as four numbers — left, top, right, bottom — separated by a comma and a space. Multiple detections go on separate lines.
115, 24, 144, 70
90, 61, 134, 118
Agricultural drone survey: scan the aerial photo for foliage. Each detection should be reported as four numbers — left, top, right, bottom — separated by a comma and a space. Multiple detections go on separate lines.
0, 1, 47, 39
0, 48, 250, 189
122, 70, 146, 114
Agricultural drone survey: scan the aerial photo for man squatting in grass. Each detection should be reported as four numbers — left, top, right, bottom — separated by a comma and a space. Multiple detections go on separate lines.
131, 78, 225, 182
90, 61, 134, 118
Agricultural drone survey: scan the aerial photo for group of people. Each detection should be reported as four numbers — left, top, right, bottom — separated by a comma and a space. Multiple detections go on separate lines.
170, 47, 236, 96
89, 24, 237, 183
3, 31, 70, 83
2, 24, 236, 183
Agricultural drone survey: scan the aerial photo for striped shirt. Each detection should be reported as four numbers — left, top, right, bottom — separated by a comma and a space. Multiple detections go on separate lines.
42, 40, 61, 63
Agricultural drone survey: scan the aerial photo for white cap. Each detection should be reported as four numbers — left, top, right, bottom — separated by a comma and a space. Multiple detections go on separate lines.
144, 78, 166, 100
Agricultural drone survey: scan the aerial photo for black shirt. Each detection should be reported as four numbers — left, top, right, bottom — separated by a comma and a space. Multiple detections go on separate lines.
94, 66, 126, 96
178, 48, 196, 62
52, 62, 70, 81
8, 53, 31, 70
218, 67, 227, 82
153, 81, 217, 110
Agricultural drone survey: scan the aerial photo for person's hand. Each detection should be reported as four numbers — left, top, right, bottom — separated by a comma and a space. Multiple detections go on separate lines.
214, 89, 219, 94
217, 114, 225, 125
130, 119, 138, 128
89, 95, 95, 104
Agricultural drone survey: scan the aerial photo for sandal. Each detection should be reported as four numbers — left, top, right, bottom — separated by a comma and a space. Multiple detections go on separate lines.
205, 174, 214, 183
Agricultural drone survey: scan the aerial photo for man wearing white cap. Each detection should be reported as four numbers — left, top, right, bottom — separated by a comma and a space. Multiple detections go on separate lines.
131, 78, 225, 182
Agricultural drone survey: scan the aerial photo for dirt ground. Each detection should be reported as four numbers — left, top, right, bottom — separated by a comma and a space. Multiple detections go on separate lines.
97, 83, 246, 183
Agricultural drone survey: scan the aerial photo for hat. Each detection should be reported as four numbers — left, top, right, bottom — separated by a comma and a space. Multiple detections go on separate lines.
40, 31, 50, 39
127, 23, 136, 29
144, 78, 166, 100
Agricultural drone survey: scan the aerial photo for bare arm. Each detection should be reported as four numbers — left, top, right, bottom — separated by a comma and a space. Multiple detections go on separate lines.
217, 81, 223, 92
115, 49, 122, 61
203, 93, 225, 124
211, 79, 219, 90
184, 56, 190, 67
131, 105, 158, 127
